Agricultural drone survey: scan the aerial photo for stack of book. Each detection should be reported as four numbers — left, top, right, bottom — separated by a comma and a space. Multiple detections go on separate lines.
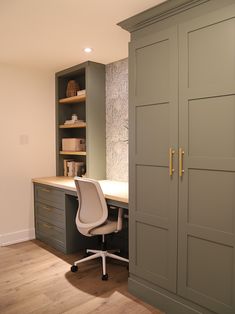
64, 160, 85, 177
77, 89, 86, 96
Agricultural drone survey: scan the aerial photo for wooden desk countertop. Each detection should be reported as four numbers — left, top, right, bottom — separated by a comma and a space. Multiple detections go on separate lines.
32, 176, 128, 204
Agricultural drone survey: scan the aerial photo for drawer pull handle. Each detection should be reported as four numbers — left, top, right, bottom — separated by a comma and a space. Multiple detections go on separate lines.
41, 188, 50, 193
43, 223, 53, 229
42, 205, 53, 211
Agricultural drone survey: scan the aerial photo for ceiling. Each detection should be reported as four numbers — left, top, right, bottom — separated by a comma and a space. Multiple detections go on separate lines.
0, 0, 166, 72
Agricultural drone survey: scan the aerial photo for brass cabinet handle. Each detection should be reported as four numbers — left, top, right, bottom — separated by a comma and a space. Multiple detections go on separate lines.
43, 222, 53, 229
179, 148, 185, 177
41, 188, 50, 193
42, 205, 53, 211
169, 148, 175, 177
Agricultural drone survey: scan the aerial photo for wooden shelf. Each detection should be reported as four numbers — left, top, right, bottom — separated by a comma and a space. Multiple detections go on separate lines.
59, 94, 86, 104
60, 151, 86, 156
59, 122, 86, 129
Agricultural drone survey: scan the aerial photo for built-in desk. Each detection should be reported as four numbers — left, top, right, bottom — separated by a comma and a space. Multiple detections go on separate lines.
32, 177, 128, 254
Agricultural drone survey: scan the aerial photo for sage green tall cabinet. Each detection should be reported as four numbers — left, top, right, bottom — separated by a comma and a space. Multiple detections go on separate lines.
119, 1, 235, 314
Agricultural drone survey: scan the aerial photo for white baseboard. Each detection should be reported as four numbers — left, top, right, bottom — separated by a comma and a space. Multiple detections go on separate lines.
0, 228, 35, 246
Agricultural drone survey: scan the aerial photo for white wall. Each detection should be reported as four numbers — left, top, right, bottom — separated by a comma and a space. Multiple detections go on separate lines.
0, 63, 55, 245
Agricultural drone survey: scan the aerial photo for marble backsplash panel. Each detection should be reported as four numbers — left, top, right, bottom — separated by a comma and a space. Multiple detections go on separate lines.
106, 58, 128, 182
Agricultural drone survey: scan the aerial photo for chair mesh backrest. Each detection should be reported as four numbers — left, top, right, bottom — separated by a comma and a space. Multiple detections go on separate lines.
75, 178, 108, 227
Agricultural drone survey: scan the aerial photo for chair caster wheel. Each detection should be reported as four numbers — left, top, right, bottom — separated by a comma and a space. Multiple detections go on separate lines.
71, 265, 78, 272
102, 274, 108, 281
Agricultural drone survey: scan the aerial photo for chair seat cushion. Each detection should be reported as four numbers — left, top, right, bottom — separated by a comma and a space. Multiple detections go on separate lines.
90, 220, 117, 235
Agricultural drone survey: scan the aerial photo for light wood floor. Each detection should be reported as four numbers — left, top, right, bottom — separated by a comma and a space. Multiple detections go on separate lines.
0, 240, 164, 314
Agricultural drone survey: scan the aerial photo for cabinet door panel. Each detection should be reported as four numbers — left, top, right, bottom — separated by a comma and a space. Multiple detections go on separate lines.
129, 26, 178, 292
188, 17, 235, 89
188, 96, 235, 158
188, 170, 235, 234
136, 165, 169, 218
135, 39, 170, 104
187, 236, 233, 307
136, 104, 169, 165
136, 222, 169, 286
178, 5, 235, 314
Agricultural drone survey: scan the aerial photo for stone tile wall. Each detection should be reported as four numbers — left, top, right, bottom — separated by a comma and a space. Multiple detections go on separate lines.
106, 58, 128, 181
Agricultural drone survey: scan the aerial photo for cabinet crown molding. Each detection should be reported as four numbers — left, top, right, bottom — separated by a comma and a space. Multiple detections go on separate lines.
118, 0, 209, 32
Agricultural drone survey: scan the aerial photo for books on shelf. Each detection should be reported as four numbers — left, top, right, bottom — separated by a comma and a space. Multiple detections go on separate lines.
63, 160, 85, 177
63, 159, 72, 176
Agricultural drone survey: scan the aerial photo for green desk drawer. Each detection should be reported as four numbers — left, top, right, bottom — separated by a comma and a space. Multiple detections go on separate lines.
35, 184, 65, 209
36, 219, 65, 249
35, 202, 64, 229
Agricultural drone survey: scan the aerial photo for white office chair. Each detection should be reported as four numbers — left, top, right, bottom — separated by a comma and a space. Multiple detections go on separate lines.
71, 177, 129, 280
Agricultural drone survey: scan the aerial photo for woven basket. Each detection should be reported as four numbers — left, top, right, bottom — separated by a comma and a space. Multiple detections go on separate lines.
66, 80, 80, 97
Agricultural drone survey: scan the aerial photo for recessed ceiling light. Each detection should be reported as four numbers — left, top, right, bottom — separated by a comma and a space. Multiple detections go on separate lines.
84, 47, 93, 53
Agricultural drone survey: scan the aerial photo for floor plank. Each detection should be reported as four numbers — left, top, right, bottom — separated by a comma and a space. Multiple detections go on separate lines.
0, 240, 164, 314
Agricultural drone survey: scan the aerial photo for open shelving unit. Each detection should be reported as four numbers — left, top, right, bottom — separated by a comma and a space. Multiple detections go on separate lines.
55, 61, 106, 179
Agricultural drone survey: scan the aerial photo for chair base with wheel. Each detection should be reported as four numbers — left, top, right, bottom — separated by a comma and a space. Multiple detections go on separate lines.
71, 235, 128, 280
71, 178, 129, 280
